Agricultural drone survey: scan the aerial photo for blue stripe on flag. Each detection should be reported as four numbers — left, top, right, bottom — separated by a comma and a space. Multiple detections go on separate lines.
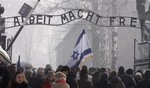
73, 48, 92, 67
75, 29, 86, 47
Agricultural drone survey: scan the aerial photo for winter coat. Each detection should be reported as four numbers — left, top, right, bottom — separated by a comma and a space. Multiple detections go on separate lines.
110, 76, 125, 88
137, 79, 150, 88
119, 73, 137, 88
26, 76, 34, 88
0, 65, 10, 88
92, 77, 100, 88
78, 79, 93, 88
32, 75, 44, 88
8, 81, 30, 88
52, 79, 70, 88
67, 72, 79, 88
42, 80, 52, 88
97, 79, 112, 88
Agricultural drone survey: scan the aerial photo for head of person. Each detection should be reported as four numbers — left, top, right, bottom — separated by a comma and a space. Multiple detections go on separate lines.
92, 71, 100, 79
135, 72, 142, 80
99, 68, 107, 74
15, 71, 27, 84
76, 67, 80, 73
67, 68, 77, 79
17, 66, 25, 73
47, 71, 56, 82
25, 69, 33, 78
100, 73, 109, 81
37, 67, 44, 77
143, 69, 150, 79
80, 69, 88, 80
32, 68, 37, 77
56, 65, 63, 72
61, 66, 70, 75
109, 71, 117, 78
55, 72, 67, 81
118, 66, 125, 74
126, 68, 134, 75
89, 67, 96, 76
136, 70, 143, 75
10, 63, 17, 73
45, 64, 52, 69
81, 65, 88, 70
45, 64, 52, 75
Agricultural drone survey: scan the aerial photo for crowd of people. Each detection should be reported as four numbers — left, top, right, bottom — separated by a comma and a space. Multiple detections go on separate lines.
0, 61, 150, 88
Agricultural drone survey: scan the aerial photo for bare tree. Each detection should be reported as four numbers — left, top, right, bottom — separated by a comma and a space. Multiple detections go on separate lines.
18, 26, 44, 62
45, 28, 64, 68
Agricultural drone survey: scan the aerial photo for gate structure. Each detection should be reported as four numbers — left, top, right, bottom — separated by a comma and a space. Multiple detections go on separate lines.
134, 39, 150, 71
1, 8, 148, 70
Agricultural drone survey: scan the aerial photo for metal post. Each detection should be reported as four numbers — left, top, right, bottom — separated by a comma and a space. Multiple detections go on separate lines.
141, 19, 145, 42
134, 39, 136, 71
149, 42, 150, 69
0, 4, 5, 50
6, 0, 40, 51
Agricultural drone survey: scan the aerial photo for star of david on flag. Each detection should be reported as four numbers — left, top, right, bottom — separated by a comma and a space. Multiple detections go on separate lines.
66, 29, 93, 68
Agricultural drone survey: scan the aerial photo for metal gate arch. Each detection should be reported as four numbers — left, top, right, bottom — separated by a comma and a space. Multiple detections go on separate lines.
3, 9, 149, 70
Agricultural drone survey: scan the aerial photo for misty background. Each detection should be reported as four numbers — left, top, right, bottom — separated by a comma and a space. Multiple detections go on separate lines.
1, 0, 141, 70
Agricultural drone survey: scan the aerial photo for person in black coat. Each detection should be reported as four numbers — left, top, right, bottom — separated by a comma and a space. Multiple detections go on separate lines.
25, 69, 34, 88
109, 71, 125, 88
67, 68, 79, 88
78, 69, 93, 88
92, 71, 100, 88
32, 67, 45, 88
98, 73, 112, 88
137, 69, 150, 88
7, 71, 30, 88
0, 61, 10, 88
118, 66, 137, 88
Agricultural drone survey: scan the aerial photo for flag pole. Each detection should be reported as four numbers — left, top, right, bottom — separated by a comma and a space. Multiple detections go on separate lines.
17, 55, 21, 68
6, 0, 40, 51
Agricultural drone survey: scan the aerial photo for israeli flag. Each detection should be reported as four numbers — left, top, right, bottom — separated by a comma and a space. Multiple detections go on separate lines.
67, 29, 93, 68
